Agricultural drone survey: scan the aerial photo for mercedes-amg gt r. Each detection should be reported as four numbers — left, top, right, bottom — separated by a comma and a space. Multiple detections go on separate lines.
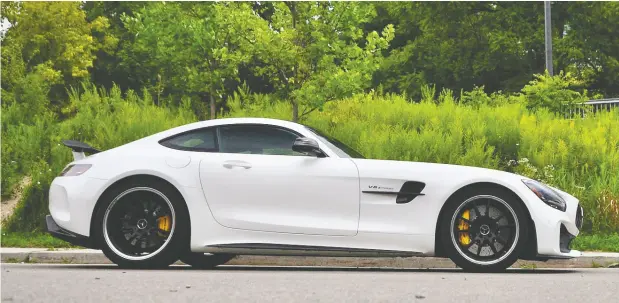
46, 118, 584, 271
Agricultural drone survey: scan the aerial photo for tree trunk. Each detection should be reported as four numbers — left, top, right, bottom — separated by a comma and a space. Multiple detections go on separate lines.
292, 101, 299, 122
210, 94, 216, 120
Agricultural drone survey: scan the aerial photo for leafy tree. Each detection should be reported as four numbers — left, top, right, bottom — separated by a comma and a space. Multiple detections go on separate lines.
0, 1, 116, 108
369, 2, 548, 100
554, 2, 619, 97
82, 1, 148, 91
368, 1, 619, 99
251, 2, 394, 121
121, 2, 261, 118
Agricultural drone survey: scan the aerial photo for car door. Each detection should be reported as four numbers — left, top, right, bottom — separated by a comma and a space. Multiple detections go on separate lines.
198, 124, 360, 236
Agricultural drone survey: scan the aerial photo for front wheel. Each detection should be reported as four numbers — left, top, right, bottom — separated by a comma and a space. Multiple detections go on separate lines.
440, 188, 529, 272
94, 180, 189, 268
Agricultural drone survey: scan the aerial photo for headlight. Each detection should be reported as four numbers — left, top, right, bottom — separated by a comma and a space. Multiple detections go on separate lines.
522, 179, 566, 212
59, 164, 92, 176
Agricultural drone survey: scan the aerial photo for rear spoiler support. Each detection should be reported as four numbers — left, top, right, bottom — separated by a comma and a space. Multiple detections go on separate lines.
62, 140, 101, 161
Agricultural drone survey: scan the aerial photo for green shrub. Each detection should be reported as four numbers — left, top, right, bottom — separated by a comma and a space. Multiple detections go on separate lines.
1, 70, 57, 199
3, 161, 56, 232
521, 72, 587, 113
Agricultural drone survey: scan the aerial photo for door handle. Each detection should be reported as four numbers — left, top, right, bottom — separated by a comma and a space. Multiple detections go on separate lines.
223, 160, 252, 169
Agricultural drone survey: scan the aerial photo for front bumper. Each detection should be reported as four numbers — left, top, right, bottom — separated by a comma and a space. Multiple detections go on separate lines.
533, 202, 584, 260
46, 215, 95, 248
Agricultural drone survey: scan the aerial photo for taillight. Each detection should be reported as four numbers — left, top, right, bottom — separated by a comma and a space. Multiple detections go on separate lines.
59, 164, 92, 176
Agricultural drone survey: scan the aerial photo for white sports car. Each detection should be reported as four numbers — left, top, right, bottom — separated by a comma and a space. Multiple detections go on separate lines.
47, 118, 584, 271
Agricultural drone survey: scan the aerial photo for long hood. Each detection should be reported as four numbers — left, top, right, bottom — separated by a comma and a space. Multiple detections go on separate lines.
351, 158, 522, 185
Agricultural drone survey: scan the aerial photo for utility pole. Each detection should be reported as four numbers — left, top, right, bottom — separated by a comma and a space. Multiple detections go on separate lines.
544, 1, 553, 76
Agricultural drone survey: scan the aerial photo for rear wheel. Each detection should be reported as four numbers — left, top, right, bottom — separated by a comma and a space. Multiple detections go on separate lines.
440, 187, 528, 272
180, 253, 236, 269
94, 180, 189, 268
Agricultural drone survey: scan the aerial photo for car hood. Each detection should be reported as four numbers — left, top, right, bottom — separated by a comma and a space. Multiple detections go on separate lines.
350, 158, 522, 183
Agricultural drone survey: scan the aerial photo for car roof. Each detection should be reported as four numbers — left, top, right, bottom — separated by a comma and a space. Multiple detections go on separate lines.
147, 118, 307, 142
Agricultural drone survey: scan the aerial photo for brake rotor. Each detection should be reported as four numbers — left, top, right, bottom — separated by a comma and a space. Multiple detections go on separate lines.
458, 210, 471, 245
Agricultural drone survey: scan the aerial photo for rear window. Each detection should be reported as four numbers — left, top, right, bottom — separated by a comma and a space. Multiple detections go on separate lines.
159, 128, 217, 152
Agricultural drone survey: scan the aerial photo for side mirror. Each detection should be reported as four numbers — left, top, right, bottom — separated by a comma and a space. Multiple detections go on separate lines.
292, 137, 324, 157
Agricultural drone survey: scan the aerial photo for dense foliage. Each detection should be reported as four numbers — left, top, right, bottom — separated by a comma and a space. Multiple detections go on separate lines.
3, 2, 618, 118
1, 2, 618, 234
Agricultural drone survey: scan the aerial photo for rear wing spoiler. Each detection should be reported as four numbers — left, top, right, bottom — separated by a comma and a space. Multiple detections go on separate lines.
62, 140, 101, 161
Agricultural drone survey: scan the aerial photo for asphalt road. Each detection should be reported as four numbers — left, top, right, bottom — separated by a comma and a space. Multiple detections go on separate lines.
2, 264, 618, 303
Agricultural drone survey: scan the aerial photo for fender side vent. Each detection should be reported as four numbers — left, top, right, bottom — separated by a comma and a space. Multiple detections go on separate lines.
396, 181, 426, 204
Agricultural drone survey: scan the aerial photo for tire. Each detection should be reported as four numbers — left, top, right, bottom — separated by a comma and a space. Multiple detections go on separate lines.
180, 253, 236, 269
93, 179, 189, 268
440, 187, 529, 272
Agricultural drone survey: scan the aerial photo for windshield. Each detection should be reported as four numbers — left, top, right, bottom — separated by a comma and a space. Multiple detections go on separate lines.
305, 126, 365, 159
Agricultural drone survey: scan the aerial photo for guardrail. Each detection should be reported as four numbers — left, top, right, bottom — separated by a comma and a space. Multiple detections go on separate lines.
563, 98, 619, 118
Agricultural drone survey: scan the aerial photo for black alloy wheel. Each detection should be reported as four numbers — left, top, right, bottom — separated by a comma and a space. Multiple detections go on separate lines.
95, 179, 189, 268
441, 187, 529, 272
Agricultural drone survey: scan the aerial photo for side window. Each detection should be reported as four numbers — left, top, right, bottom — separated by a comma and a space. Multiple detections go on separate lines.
219, 125, 303, 156
160, 128, 217, 152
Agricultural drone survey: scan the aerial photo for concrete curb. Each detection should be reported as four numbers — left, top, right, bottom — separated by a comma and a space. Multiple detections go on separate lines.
2, 248, 619, 268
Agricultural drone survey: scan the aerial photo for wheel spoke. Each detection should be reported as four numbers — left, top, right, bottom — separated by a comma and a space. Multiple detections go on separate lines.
128, 233, 141, 246
498, 224, 515, 229
464, 241, 475, 249
489, 241, 498, 255
152, 205, 162, 217
493, 213, 505, 223
460, 217, 471, 224
148, 200, 157, 212
496, 236, 507, 245
485, 199, 491, 217
121, 225, 135, 234
142, 200, 149, 213
473, 203, 484, 219
476, 240, 484, 256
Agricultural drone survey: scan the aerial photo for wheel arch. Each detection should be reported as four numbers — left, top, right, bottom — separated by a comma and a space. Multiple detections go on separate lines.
89, 173, 191, 249
433, 182, 537, 259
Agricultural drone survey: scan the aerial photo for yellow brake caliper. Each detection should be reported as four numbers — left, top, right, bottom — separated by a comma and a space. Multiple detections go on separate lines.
458, 210, 471, 245
157, 215, 171, 236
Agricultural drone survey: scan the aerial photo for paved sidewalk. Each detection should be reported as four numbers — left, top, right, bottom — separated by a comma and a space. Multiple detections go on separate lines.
1, 248, 618, 268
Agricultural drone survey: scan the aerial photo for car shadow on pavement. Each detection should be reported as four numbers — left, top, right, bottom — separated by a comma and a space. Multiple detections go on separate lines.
24, 264, 579, 274
214, 266, 577, 274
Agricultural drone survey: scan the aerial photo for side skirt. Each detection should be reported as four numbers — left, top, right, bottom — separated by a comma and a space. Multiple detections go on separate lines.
203, 243, 424, 257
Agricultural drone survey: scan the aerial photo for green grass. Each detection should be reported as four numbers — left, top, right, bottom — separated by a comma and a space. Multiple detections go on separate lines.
1, 232, 78, 248
519, 262, 538, 269
2, 231, 618, 252
572, 233, 619, 252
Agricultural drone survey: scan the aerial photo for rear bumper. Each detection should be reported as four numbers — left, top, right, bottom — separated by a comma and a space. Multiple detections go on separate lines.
46, 215, 95, 249
49, 176, 108, 237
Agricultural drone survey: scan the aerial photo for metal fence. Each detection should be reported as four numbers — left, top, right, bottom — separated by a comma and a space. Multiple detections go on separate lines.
562, 98, 619, 118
